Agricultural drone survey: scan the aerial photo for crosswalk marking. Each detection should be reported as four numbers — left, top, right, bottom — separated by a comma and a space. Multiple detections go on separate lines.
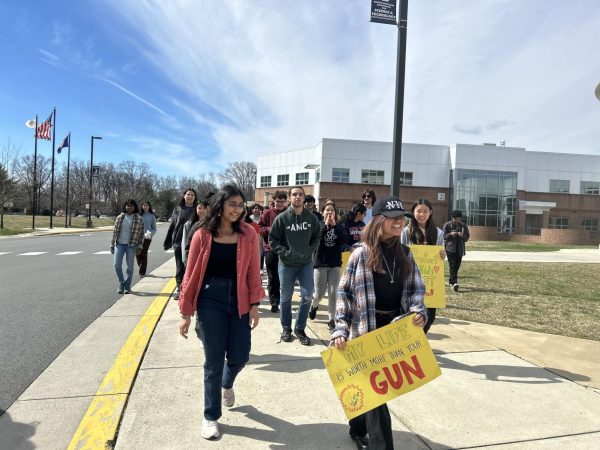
0, 252, 11, 255
3, 250, 176, 256
57, 251, 84, 255
19, 252, 48, 256
165, 249, 174, 253
95, 251, 112, 255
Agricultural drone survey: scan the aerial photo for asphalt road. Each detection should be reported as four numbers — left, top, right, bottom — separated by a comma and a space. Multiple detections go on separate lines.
0, 224, 173, 415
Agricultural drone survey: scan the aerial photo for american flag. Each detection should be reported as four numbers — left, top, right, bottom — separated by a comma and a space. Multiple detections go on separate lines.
36, 113, 53, 140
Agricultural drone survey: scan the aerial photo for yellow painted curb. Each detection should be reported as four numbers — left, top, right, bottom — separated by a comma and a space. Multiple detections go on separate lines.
68, 277, 177, 450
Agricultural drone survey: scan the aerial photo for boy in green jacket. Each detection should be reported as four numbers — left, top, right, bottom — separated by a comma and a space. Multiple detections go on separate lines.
269, 186, 321, 345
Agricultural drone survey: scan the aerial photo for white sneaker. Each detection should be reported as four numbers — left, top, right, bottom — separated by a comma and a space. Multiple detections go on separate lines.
223, 387, 235, 407
201, 419, 220, 440
453, 283, 459, 292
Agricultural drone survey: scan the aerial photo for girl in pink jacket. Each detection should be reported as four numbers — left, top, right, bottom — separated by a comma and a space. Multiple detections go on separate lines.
178, 185, 265, 441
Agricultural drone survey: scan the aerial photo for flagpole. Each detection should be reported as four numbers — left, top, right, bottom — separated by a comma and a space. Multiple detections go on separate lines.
65, 133, 71, 228
32, 115, 38, 230
49, 107, 57, 228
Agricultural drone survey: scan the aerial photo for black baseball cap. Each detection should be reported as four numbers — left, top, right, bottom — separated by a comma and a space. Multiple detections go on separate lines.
372, 196, 412, 218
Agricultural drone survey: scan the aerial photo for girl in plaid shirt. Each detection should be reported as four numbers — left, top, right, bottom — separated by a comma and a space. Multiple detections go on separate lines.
331, 195, 426, 450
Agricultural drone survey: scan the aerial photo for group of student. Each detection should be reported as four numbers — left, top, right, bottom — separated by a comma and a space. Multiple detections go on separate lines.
108, 183, 465, 447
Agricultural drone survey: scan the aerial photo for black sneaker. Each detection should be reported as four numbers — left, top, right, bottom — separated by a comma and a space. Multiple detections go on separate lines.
327, 320, 335, 333
349, 432, 369, 450
271, 303, 279, 313
453, 283, 459, 292
308, 306, 318, 320
294, 329, 311, 346
281, 329, 293, 342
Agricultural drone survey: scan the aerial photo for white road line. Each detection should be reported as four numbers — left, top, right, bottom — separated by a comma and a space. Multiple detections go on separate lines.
94, 251, 112, 255
79, 234, 92, 237
165, 249, 174, 253
19, 252, 48, 256
57, 251, 84, 255
0, 252, 11, 255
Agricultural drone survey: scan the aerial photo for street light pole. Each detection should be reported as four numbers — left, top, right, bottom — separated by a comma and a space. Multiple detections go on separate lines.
390, 0, 408, 196
87, 136, 102, 228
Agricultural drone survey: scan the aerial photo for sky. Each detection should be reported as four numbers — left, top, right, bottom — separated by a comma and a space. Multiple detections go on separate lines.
1, 0, 599, 178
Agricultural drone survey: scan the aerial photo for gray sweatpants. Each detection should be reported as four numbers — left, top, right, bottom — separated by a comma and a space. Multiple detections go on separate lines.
311, 266, 341, 320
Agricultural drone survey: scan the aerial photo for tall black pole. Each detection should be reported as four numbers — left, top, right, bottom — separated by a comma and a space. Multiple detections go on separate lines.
65, 132, 71, 228
32, 115, 38, 230
87, 136, 101, 228
390, 0, 408, 196
87, 136, 94, 228
49, 107, 56, 228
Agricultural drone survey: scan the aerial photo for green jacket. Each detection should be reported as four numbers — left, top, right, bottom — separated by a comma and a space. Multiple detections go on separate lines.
268, 206, 321, 267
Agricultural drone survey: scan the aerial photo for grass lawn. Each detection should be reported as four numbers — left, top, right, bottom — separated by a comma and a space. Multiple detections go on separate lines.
467, 240, 597, 252
0, 214, 115, 234
440, 261, 600, 341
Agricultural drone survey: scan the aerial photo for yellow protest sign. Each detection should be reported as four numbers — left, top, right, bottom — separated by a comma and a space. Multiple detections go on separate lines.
341, 251, 351, 273
409, 245, 446, 308
321, 315, 441, 419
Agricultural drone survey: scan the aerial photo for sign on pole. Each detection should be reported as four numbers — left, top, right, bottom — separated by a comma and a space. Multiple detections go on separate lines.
370, 0, 397, 25
321, 314, 441, 419
92, 165, 100, 177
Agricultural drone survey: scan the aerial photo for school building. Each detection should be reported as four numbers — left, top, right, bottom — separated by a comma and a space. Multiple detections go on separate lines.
254, 138, 600, 244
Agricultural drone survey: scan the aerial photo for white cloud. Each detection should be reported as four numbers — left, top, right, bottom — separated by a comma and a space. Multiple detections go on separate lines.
105, 0, 600, 164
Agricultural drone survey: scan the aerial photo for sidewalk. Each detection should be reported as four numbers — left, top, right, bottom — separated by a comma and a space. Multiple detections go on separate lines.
0, 225, 114, 239
2, 258, 599, 449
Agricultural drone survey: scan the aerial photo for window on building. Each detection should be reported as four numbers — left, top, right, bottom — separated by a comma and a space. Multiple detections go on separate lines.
260, 176, 271, 188
399, 171, 413, 186
549, 179, 570, 193
332, 168, 350, 183
581, 181, 600, 195
549, 217, 568, 229
315, 169, 321, 183
581, 218, 598, 231
295, 172, 309, 185
361, 169, 385, 184
453, 169, 517, 233
276, 174, 289, 186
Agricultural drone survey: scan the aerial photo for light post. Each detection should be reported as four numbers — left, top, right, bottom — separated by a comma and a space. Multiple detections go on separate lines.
87, 136, 102, 228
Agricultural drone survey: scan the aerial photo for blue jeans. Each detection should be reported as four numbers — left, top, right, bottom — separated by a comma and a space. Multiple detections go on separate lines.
197, 277, 251, 421
114, 243, 136, 289
278, 262, 314, 332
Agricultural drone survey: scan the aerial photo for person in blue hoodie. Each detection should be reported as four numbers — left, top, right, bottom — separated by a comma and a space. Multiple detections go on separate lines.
269, 186, 321, 345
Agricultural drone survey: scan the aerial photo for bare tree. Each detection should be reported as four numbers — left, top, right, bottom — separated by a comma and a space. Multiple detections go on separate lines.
0, 140, 21, 226
218, 161, 256, 200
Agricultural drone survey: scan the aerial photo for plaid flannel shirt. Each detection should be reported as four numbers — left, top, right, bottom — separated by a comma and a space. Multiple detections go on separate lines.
110, 213, 144, 249
331, 243, 426, 341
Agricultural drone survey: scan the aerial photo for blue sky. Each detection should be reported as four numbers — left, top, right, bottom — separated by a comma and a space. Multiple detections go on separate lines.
1, 0, 599, 177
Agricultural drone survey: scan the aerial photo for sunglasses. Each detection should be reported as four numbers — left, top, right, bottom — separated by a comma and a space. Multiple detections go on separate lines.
363, 195, 371, 198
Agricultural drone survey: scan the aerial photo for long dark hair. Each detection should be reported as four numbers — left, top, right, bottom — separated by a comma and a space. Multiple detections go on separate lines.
178, 188, 198, 208
122, 199, 139, 214
204, 185, 246, 237
361, 215, 410, 281
343, 203, 366, 222
362, 189, 377, 205
140, 200, 154, 215
408, 198, 438, 245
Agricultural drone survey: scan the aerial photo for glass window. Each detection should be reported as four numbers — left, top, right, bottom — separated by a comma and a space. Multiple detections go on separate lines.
581, 218, 598, 231
399, 171, 413, 186
581, 181, 600, 195
453, 169, 517, 233
361, 169, 385, 184
315, 169, 321, 183
295, 172, 309, 185
332, 168, 350, 183
549, 217, 568, 229
260, 176, 271, 188
549, 179, 570, 193
276, 174, 289, 186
